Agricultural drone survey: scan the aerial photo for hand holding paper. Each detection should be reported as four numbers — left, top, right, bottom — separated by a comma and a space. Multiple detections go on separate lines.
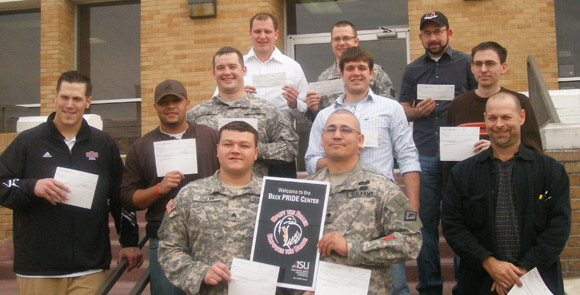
228, 258, 279, 295
34, 178, 70, 205
53, 167, 99, 209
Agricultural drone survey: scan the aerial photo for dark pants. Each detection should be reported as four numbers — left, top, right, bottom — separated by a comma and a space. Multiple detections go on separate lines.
268, 161, 297, 178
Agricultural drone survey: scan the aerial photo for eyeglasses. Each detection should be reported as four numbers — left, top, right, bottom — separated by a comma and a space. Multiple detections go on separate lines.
323, 125, 361, 136
421, 29, 447, 37
331, 36, 356, 43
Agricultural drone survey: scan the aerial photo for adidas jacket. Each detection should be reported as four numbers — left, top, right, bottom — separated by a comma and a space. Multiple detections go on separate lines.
0, 113, 138, 276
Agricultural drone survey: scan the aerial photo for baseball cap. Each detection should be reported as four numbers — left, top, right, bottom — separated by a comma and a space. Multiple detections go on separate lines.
154, 79, 188, 103
420, 11, 449, 30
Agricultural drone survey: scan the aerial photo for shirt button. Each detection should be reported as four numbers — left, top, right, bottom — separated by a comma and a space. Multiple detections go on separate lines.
435, 117, 438, 120
435, 132, 439, 135
436, 75, 440, 78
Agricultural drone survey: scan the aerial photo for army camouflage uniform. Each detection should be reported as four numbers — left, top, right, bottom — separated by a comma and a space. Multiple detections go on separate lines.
158, 172, 261, 295
317, 62, 396, 111
307, 162, 422, 295
187, 94, 298, 177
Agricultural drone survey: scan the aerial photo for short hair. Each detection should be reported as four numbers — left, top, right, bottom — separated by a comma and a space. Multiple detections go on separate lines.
56, 71, 92, 97
471, 41, 508, 64
213, 47, 245, 69
332, 20, 357, 37
218, 121, 259, 147
327, 109, 360, 129
486, 91, 522, 113
339, 47, 374, 72
250, 12, 278, 31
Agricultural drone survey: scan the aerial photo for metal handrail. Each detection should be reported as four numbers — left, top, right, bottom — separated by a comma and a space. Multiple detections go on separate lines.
129, 268, 151, 295
526, 54, 561, 129
96, 232, 150, 295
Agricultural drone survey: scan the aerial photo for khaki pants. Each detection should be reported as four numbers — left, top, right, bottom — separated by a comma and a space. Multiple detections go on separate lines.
17, 271, 106, 295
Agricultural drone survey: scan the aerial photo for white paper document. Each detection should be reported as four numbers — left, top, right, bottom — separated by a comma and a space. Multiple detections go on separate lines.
228, 258, 280, 295
252, 72, 287, 88
54, 167, 99, 210
361, 130, 379, 148
439, 127, 480, 161
417, 84, 455, 101
218, 118, 259, 131
314, 261, 371, 295
154, 139, 198, 177
308, 79, 345, 96
508, 267, 553, 295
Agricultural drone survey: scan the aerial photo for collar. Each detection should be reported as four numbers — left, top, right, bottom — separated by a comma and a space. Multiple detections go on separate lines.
45, 112, 91, 142
245, 47, 284, 64
211, 93, 253, 108
334, 89, 376, 106
423, 46, 456, 62
318, 162, 365, 193
477, 144, 534, 162
207, 171, 262, 197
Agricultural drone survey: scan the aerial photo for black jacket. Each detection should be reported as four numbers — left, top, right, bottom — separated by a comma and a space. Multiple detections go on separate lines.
0, 113, 138, 275
442, 145, 570, 295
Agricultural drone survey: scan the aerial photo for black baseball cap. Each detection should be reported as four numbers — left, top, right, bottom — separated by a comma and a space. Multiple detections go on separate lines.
420, 11, 449, 30
154, 79, 188, 103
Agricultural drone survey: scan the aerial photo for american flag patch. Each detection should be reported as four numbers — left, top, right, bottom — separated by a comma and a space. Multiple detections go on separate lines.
166, 199, 176, 214
405, 211, 417, 221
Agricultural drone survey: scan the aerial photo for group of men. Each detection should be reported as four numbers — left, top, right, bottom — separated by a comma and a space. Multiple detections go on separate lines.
0, 9, 570, 295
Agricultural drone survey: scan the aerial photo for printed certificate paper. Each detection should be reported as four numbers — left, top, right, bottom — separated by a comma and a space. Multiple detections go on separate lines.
228, 258, 279, 295
252, 72, 287, 88
308, 79, 345, 96
314, 261, 371, 295
507, 267, 553, 295
154, 139, 197, 177
417, 84, 455, 101
251, 177, 330, 291
54, 167, 99, 210
440, 127, 480, 161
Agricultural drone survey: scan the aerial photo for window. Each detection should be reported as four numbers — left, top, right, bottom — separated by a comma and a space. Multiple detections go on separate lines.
555, 0, 580, 89
77, 1, 140, 153
0, 9, 40, 133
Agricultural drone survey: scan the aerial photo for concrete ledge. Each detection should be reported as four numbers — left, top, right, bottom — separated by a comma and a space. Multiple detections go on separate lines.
541, 123, 580, 150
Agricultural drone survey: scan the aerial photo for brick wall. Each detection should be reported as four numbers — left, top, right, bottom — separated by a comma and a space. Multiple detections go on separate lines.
140, 0, 284, 134
40, 0, 75, 115
0, 133, 17, 244
408, 0, 559, 92
545, 150, 580, 277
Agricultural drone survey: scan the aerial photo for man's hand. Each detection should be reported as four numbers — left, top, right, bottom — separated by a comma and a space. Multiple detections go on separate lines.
204, 262, 231, 285
118, 247, 143, 272
482, 257, 525, 291
415, 98, 436, 117
244, 85, 257, 94
318, 231, 347, 257
306, 91, 321, 114
157, 171, 185, 196
473, 139, 490, 153
34, 178, 70, 205
282, 85, 299, 109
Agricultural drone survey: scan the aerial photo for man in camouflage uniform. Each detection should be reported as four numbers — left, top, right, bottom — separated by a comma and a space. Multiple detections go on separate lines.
187, 47, 298, 177
305, 109, 422, 295
158, 121, 262, 295
306, 21, 396, 120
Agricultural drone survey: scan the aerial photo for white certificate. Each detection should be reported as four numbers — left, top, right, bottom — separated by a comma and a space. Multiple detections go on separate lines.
218, 118, 259, 131
361, 130, 378, 148
228, 258, 280, 295
308, 79, 345, 96
507, 267, 553, 295
314, 261, 371, 295
417, 84, 455, 101
54, 167, 99, 210
439, 127, 480, 161
154, 139, 198, 177
252, 72, 286, 88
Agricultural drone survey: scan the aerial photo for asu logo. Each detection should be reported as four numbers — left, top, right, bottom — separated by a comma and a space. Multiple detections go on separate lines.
267, 210, 309, 255
86, 151, 99, 160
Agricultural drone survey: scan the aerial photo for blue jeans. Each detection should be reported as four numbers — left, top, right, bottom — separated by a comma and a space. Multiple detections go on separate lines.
416, 155, 444, 295
149, 238, 186, 295
391, 262, 410, 295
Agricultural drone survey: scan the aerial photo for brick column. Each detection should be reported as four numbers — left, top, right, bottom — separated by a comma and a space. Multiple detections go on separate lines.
408, 0, 558, 92
40, 0, 75, 115
545, 150, 580, 277
140, 0, 284, 134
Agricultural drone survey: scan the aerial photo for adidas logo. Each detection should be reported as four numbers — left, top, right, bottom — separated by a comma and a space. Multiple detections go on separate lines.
42, 152, 52, 158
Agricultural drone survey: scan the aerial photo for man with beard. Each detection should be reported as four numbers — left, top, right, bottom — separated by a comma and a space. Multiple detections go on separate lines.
399, 11, 477, 295
442, 92, 570, 295
121, 79, 220, 294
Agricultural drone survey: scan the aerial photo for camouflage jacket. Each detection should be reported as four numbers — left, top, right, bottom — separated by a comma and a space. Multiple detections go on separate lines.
158, 172, 262, 295
187, 94, 299, 177
317, 62, 396, 110
307, 162, 422, 295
